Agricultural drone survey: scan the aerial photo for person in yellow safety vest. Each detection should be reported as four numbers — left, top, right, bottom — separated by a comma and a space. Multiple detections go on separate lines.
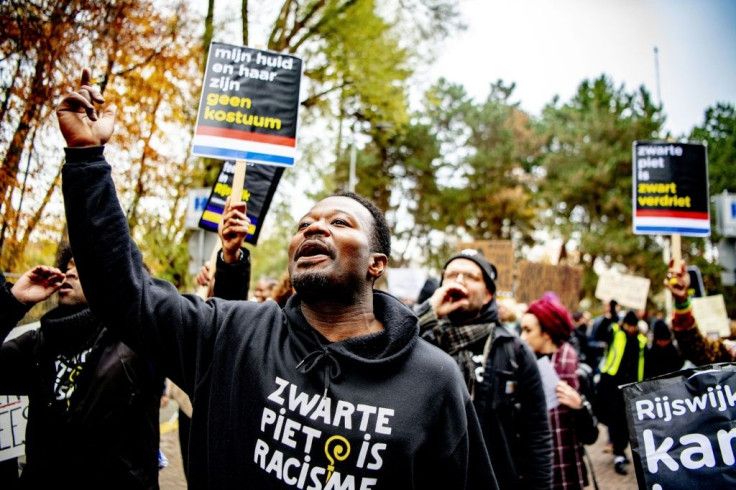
594, 309, 647, 476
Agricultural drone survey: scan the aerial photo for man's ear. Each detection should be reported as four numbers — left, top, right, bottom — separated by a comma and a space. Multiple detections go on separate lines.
483, 290, 493, 305
368, 253, 388, 280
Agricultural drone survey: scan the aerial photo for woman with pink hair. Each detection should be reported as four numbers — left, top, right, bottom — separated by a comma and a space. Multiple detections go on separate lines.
521, 298, 587, 489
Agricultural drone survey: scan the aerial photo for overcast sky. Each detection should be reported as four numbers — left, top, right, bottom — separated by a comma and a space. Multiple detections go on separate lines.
416, 0, 736, 137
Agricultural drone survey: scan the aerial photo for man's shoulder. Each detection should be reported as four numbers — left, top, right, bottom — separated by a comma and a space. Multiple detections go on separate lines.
211, 297, 285, 334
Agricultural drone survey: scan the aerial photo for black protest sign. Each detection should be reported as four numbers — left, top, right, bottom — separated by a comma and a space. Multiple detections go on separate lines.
199, 161, 283, 245
633, 141, 710, 236
623, 363, 736, 488
192, 42, 303, 167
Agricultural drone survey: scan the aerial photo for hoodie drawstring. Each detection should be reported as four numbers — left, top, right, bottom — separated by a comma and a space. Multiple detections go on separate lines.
296, 349, 342, 401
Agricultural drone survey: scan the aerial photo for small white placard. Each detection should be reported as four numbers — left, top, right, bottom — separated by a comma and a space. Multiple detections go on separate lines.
536, 355, 560, 411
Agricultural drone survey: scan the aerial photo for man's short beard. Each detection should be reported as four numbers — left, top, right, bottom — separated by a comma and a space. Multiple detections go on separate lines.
292, 270, 358, 303
291, 270, 330, 295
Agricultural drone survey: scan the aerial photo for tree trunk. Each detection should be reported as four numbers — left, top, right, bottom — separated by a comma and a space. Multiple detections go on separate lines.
5, 162, 63, 272
0, 56, 47, 250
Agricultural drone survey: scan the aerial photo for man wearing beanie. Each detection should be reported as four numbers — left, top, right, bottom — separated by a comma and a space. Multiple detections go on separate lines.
414, 249, 552, 489
595, 308, 648, 475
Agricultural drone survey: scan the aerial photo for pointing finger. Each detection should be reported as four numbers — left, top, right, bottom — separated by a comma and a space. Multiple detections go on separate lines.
80, 68, 92, 88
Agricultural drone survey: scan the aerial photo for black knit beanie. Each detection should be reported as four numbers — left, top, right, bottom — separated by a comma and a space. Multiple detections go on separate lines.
442, 249, 497, 294
652, 319, 672, 340
622, 310, 639, 326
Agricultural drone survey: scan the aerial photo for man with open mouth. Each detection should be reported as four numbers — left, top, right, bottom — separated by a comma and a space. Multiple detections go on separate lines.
55, 68, 499, 489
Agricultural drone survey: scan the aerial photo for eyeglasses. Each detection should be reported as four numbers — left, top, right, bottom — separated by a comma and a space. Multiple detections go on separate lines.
442, 270, 484, 283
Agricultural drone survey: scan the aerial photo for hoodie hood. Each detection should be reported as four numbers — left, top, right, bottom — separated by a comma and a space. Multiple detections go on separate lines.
283, 289, 419, 401
284, 289, 419, 366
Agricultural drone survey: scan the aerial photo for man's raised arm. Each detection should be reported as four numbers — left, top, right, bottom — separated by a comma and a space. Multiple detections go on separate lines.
56, 69, 225, 389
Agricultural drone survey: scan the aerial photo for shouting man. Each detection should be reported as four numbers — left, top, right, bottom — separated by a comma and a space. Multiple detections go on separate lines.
56, 69, 497, 489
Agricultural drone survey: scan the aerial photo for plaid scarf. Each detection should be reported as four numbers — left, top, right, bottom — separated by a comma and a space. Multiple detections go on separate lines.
421, 299, 499, 392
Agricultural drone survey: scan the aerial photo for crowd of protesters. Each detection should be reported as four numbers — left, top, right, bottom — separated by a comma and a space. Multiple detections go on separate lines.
1, 69, 734, 490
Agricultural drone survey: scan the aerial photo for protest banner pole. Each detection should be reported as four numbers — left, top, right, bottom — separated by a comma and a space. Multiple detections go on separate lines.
671, 233, 681, 270
232, 160, 247, 204
196, 160, 247, 299
664, 233, 682, 317
196, 244, 220, 299
663, 239, 673, 318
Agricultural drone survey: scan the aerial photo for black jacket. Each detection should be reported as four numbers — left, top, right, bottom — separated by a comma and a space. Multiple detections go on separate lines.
0, 282, 163, 489
416, 301, 552, 489
645, 343, 683, 379
61, 146, 498, 489
473, 325, 553, 490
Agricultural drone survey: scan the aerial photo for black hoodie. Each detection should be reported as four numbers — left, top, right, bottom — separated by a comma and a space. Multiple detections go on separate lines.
62, 147, 497, 489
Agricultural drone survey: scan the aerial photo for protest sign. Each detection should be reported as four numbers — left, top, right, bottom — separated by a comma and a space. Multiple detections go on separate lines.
198, 161, 283, 245
0, 395, 28, 462
192, 43, 303, 167
692, 295, 731, 338
594, 271, 651, 312
458, 240, 514, 294
516, 261, 582, 313
633, 141, 710, 237
536, 356, 561, 411
623, 363, 736, 489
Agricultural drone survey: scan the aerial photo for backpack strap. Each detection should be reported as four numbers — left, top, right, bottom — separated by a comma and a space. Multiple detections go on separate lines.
505, 335, 519, 373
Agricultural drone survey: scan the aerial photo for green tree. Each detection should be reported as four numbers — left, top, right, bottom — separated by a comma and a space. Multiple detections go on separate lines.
338, 78, 541, 270
423, 79, 540, 250
691, 103, 736, 196
230, 0, 463, 269
690, 102, 736, 316
451, 80, 541, 245
538, 75, 666, 300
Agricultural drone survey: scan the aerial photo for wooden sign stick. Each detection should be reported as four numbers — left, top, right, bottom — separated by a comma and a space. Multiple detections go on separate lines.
196, 160, 247, 299
671, 233, 681, 270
